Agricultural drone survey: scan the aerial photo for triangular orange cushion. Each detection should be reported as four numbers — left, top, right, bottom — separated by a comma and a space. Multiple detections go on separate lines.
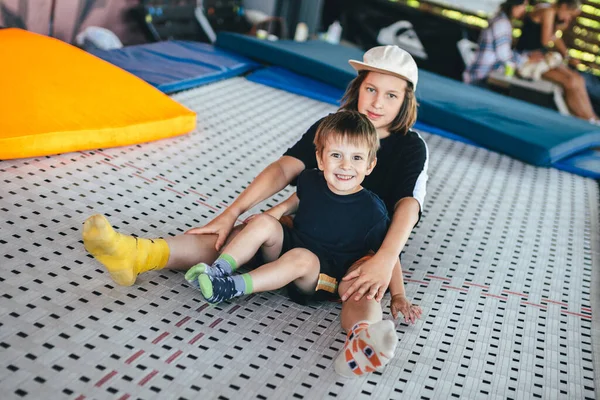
0, 28, 196, 159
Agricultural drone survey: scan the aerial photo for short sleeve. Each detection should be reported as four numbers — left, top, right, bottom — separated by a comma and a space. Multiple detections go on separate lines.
387, 132, 429, 213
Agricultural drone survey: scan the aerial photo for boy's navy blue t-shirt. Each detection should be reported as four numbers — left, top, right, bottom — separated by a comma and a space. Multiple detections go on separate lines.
293, 169, 390, 268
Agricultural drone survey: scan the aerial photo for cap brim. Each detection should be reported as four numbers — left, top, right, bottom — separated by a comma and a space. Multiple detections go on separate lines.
348, 60, 415, 87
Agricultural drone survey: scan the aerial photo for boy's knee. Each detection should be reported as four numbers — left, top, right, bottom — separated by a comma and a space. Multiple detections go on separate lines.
247, 213, 279, 230
284, 248, 319, 272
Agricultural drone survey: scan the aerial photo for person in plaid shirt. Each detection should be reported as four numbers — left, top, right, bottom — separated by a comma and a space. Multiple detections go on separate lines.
463, 0, 542, 85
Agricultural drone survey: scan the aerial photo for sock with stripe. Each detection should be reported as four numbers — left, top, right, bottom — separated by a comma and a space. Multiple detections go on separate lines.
82, 214, 170, 286
197, 273, 253, 304
185, 254, 237, 289
334, 320, 397, 377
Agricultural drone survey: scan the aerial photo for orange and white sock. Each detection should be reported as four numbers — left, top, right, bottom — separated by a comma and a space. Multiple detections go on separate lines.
334, 320, 397, 377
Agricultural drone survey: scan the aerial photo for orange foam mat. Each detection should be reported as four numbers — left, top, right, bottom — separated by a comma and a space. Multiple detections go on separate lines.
0, 28, 196, 160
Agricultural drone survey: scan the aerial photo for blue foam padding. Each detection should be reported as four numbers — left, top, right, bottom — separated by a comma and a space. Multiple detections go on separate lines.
553, 149, 600, 179
91, 40, 259, 94
247, 66, 345, 105
215, 32, 600, 170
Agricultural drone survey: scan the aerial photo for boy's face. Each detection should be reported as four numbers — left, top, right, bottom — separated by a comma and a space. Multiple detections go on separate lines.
316, 136, 376, 196
357, 71, 407, 138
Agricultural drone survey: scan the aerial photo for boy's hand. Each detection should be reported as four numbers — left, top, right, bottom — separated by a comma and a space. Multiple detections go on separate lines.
185, 210, 238, 251
390, 294, 422, 325
341, 255, 393, 302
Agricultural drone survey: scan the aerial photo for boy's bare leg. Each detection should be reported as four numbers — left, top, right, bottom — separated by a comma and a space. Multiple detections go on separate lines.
184, 214, 284, 282
194, 247, 320, 304
334, 261, 397, 377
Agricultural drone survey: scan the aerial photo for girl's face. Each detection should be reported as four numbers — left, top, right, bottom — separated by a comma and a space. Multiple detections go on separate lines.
512, 4, 527, 20
557, 4, 580, 25
357, 72, 407, 138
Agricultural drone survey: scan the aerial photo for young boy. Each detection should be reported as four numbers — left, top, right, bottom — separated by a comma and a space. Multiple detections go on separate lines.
184, 110, 404, 376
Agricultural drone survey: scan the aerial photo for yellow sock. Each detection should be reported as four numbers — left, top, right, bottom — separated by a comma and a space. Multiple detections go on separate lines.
82, 214, 170, 286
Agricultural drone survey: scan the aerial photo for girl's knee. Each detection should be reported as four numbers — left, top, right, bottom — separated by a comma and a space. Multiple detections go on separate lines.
565, 73, 584, 90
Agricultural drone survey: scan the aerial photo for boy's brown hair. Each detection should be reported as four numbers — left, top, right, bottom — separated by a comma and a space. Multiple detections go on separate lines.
339, 70, 417, 135
313, 110, 379, 163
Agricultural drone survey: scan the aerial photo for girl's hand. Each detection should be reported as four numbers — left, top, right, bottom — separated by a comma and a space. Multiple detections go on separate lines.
341, 255, 393, 302
185, 210, 238, 251
390, 294, 422, 325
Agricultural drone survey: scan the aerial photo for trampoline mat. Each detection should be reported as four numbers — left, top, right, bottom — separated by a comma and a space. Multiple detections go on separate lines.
0, 78, 598, 400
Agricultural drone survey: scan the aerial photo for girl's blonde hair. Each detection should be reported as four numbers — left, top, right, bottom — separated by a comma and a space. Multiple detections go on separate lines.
313, 110, 379, 163
339, 71, 418, 135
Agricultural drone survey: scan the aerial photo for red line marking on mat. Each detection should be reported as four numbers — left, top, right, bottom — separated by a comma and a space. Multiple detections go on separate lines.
156, 175, 176, 185
78, 151, 88, 158
152, 332, 169, 344
502, 290, 528, 298
482, 293, 506, 301
522, 301, 547, 309
125, 162, 144, 172
189, 332, 205, 345
133, 173, 153, 183
541, 299, 569, 307
138, 370, 158, 386
562, 310, 592, 320
100, 160, 121, 169
464, 282, 490, 289
125, 350, 145, 365
118, 394, 130, 400
426, 275, 451, 282
166, 350, 183, 364
96, 151, 113, 159
228, 305, 241, 314
197, 303, 210, 312
165, 187, 186, 197
442, 285, 468, 293
405, 278, 429, 285
176, 316, 191, 327
582, 307, 592, 313
219, 202, 228, 208
210, 318, 223, 328
95, 370, 117, 387
195, 200, 219, 212
75, 396, 85, 400
188, 189, 207, 199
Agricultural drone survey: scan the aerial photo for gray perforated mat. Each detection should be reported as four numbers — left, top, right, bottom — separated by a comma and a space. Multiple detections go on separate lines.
1, 78, 598, 400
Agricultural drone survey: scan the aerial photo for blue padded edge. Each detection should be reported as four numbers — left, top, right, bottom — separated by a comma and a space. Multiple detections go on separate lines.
91, 40, 260, 94
553, 149, 600, 179
246, 66, 345, 105
216, 32, 600, 168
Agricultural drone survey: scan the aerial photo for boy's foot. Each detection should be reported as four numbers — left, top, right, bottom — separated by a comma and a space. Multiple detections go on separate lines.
185, 254, 238, 284
82, 214, 170, 286
334, 320, 397, 377
196, 273, 252, 304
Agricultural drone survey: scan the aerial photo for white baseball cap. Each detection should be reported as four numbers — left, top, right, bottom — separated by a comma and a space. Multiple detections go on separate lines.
349, 45, 418, 90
